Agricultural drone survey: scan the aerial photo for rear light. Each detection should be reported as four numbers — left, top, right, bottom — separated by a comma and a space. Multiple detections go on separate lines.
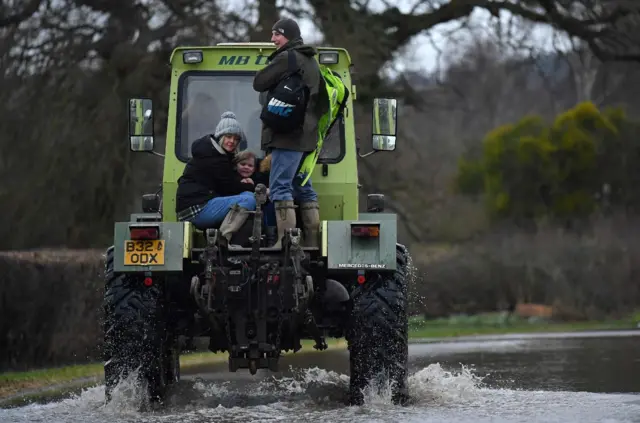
351, 224, 380, 237
143, 277, 153, 286
130, 227, 159, 240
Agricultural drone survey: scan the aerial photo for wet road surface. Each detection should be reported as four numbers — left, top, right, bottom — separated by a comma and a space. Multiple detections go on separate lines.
2, 330, 640, 423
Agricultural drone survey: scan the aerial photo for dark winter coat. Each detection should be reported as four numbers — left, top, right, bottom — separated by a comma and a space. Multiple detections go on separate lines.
253, 39, 330, 153
175, 135, 255, 213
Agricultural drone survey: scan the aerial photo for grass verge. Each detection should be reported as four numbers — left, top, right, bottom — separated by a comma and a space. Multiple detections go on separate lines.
409, 318, 637, 339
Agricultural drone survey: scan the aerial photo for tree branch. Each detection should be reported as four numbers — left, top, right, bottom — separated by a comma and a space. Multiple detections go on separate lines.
0, 0, 44, 27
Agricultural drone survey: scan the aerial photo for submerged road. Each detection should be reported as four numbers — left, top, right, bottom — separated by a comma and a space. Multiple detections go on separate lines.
2, 330, 640, 423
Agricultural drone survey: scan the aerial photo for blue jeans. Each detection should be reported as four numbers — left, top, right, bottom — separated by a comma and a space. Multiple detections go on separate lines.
269, 148, 318, 202
191, 192, 256, 229
263, 201, 276, 226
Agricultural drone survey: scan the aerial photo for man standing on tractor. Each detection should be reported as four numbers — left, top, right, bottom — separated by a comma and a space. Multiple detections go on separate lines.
253, 18, 329, 249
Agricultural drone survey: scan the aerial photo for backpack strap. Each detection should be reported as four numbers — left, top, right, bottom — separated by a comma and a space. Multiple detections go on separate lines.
287, 50, 301, 76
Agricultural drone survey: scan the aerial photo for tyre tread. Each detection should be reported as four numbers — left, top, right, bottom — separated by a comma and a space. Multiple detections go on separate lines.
347, 245, 410, 405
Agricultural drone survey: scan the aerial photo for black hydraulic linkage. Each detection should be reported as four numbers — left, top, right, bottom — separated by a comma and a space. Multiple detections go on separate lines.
247, 184, 268, 313
245, 183, 269, 374
250, 183, 268, 266
190, 228, 222, 335
283, 227, 326, 351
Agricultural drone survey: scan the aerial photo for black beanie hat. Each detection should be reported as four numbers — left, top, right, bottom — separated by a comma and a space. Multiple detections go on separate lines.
272, 18, 301, 40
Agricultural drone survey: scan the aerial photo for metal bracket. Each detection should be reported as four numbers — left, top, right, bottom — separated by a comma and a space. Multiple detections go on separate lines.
358, 149, 378, 158
203, 228, 219, 282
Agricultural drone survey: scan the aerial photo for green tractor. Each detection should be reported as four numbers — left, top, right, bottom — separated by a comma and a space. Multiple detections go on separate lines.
103, 42, 410, 406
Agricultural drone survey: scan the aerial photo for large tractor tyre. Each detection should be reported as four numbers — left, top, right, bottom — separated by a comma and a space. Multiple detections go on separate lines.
347, 244, 410, 406
103, 246, 178, 403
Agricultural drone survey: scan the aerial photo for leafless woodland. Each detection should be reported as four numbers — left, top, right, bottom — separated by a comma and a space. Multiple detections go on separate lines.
3, 1, 640, 321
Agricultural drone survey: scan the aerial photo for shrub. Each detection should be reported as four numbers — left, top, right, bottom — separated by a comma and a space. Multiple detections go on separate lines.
455, 102, 640, 224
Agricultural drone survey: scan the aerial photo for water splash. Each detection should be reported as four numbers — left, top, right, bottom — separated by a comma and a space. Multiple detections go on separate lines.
360, 373, 396, 406
404, 247, 429, 316
272, 366, 349, 393
192, 379, 230, 398
408, 363, 486, 405
347, 362, 486, 409
3, 362, 639, 423
10, 363, 486, 413
98, 368, 152, 414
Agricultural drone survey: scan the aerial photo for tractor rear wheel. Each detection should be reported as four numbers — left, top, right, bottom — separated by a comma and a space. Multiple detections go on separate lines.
346, 244, 410, 406
102, 246, 178, 404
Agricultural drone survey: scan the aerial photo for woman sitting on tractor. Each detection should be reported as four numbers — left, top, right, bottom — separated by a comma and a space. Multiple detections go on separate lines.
175, 111, 256, 243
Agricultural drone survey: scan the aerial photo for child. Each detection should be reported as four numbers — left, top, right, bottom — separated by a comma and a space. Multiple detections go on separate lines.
235, 150, 256, 180
234, 151, 275, 227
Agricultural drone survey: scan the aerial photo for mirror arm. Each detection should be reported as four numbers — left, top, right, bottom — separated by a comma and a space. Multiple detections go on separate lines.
148, 150, 165, 158
358, 148, 378, 158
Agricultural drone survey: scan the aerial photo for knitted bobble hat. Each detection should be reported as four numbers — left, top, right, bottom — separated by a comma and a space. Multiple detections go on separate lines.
214, 111, 246, 149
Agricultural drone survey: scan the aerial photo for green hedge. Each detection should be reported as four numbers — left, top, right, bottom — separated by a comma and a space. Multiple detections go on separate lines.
0, 250, 105, 372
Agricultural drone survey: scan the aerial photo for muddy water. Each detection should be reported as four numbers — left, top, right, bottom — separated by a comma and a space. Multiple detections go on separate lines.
2, 330, 640, 423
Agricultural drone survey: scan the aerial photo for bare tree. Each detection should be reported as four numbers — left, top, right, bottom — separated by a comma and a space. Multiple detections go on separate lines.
300, 1, 640, 102
1, 0, 640, 250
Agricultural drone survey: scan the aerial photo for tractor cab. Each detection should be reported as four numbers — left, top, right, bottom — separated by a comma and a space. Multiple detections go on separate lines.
128, 42, 396, 219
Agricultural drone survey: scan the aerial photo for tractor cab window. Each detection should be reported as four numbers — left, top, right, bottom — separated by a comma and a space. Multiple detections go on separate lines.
177, 72, 263, 160
318, 115, 344, 162
176, 71, 345, 163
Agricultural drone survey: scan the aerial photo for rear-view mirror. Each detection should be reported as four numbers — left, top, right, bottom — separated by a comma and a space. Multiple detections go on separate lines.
372, 135, 396, 151
128, 98, 154, 152
371, 98, 397, 151
130, 136, 155, 152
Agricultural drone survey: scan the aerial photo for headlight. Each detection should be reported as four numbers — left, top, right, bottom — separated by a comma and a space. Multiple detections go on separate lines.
318, 51, 339, 64
183, 50, 203, 64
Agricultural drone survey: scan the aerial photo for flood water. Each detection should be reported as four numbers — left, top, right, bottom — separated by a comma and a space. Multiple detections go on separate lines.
2, 330, 640, 423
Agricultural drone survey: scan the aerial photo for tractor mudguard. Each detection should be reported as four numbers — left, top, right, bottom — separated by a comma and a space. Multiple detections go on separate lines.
322, 212, 398, 271
112, 219, 188, 273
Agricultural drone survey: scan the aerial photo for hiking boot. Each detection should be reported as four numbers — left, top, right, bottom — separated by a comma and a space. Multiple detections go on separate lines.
300, 201, 320, 248
273, 200, 297, 249
219, 204, 250, 247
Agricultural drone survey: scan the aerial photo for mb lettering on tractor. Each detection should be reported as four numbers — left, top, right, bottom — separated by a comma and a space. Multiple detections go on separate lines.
103, 42, 410, 407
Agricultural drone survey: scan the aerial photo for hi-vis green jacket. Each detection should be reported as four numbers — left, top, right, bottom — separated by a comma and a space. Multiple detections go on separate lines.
296, 66, 349, 185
